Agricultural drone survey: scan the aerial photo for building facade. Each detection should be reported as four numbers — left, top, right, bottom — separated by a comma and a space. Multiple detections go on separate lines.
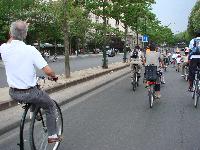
88, 12, 142, 50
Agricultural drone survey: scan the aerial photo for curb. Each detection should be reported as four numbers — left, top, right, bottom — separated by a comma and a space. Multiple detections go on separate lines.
0, 64, 129, 111
0, 66, 130, 136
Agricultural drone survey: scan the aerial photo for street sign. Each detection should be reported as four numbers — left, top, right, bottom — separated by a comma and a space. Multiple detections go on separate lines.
142, 35, 149, 42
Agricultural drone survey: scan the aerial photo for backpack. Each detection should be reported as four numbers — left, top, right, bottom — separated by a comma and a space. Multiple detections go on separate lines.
192, 38, 200, 55
131, 51, 138, 59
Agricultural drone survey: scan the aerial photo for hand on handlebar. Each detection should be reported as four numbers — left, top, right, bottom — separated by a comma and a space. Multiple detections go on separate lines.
48, 76, 58, 82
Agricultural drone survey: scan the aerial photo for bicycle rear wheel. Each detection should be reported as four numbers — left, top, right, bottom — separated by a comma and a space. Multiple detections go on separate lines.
132, 73, 137, 91
30, 101, 63, 150
148, 86, 154, 108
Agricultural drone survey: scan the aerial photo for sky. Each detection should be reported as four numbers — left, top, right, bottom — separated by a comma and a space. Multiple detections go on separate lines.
152, 0, 197, 34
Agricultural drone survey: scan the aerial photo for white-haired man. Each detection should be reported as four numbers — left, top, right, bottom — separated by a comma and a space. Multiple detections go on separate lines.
0, 20, 62, 143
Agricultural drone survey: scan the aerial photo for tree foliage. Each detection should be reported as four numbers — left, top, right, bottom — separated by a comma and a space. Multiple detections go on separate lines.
188, 0, 200, 37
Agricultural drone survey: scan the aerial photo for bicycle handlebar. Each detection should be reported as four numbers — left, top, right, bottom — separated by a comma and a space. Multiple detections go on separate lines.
48, 76, 58, 82
37, 76, 58, 82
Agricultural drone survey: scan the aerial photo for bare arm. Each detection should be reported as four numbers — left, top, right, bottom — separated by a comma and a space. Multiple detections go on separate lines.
42, 65, 56, 78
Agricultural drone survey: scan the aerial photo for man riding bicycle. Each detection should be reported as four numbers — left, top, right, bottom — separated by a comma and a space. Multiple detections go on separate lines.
188, 30, 200, 91
130, 46, 144, 82
0, 20, 62, 143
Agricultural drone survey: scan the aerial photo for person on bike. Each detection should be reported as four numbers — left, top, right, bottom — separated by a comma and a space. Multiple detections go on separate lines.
130, 46, 144, 80
0, 20, 62, 143
181, 48, 189, 77
167, 51, 172, 64
176, 53, 182, 72
188, 30, 200, 91
171, 50, 179, 67
157, 51, 166, 84
145, 41, 162, 99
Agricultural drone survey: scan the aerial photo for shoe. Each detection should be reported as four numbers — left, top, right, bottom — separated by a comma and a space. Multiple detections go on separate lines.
181, 75, 184, 77
48, 135, 63, 143
161, 81, 166, 84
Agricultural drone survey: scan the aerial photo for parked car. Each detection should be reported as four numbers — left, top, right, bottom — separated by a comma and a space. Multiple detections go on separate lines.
93, 48, 100, 54
106, 49, 115, 57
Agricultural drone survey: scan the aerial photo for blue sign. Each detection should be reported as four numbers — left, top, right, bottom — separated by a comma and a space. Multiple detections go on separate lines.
142, 35, 149, 42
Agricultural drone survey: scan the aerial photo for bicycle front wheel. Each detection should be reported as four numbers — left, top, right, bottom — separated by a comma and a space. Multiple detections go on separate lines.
30, 101, 63, 150
194, 83, 199, 108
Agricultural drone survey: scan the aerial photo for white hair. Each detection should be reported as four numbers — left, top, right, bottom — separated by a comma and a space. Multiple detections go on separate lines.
10, 20, 28, 41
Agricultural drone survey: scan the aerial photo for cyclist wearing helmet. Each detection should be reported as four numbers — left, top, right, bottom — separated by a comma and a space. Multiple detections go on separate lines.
181, 48, 189, 77
188, 30, 200, 91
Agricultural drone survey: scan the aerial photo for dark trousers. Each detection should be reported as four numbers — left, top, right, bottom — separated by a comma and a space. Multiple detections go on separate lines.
9, 86, 57, 136
189, 58, 200, 81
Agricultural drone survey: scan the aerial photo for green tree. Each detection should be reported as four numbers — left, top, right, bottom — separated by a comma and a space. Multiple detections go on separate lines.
188, 0, 200, 37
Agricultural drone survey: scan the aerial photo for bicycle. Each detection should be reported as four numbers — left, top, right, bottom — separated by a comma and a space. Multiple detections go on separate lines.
131, 64, 139, 91
192, 69, 200, 108
145, 65, 161, 108
17, 76, 63, 150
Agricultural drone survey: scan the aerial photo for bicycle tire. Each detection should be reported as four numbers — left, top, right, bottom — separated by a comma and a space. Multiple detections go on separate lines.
192, 81, 196, 99
19, 104, 31, 150
194, 82, 199, 108
148, 87, 153, 108
177, 65, 180, 72
132, 68, 137, 91
29, 101, 63, 150
136, 75, 139, 87
185, 75, 188, 81
194, 92, 198, 108
132, 79, 136, 92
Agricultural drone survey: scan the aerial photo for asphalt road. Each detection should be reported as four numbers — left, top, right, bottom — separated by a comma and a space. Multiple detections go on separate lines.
0, 54, 124, 88
0, 66, 200, 150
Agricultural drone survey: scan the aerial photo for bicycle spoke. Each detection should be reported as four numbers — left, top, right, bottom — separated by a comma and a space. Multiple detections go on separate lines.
30, 103, 63, 150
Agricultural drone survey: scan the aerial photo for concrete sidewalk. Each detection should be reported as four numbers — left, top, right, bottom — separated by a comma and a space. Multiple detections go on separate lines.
0, 62, 130, 111
0, 64, 130, 136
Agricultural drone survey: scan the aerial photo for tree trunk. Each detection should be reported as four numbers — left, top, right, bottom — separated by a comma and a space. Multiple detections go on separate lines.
37, 37, 41, 52
123, 23, 128, 63
102, 0, 108, 68
63, 0, 70, 78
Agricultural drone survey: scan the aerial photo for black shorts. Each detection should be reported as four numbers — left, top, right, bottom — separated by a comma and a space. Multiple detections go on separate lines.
189, 58, 200, 80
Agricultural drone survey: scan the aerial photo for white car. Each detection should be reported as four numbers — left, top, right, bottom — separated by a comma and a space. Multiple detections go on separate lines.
106, 49, 115, 57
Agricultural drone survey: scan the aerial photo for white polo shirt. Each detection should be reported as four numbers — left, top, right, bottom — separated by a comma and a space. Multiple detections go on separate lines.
0, 40, 47, 89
